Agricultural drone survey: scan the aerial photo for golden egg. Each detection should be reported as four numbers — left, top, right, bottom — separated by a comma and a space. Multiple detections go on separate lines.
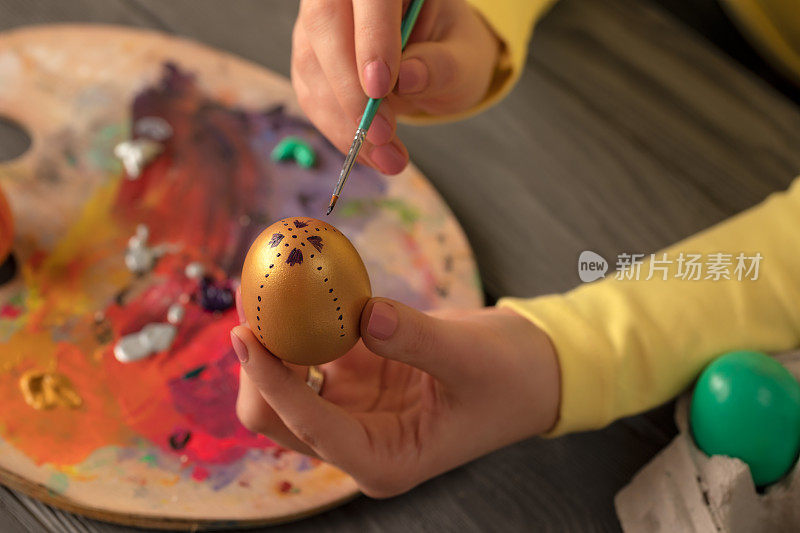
240, 217, 371, 365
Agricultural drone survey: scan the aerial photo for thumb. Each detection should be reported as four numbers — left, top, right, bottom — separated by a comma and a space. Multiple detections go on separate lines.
360, 298, 475, 381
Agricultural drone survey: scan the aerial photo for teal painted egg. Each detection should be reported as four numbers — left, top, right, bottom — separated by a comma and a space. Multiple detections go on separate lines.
690, 350, 800, 486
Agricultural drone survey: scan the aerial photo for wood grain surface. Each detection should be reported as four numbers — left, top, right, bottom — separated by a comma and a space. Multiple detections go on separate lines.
0, 0, 798, 531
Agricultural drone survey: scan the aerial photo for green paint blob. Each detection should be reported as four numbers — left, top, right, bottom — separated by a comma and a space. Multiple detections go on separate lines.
338, 198, 420, 229
89, 122, 126, 173
270, 136, 297, 161
270, 136, 316, 168
293, 145, 316, 168
47, 472, 69, 495
378, 198, 420, 226
182, 365, 206, 379
140, 453, 158, 465
690, 350, 800, 486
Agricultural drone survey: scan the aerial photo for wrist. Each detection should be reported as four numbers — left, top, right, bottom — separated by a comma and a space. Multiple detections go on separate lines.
493, 306, 561, 436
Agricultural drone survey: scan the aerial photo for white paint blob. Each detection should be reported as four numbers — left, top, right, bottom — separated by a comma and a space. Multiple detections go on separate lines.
113, 323, 177, 363
124, 224, 167, 275
184, 262, 205, 279
114, 138, 163, 179
167, 304, 185, 324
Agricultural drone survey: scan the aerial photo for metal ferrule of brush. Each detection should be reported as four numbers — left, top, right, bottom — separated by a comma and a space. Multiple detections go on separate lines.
335, 128, 367, 192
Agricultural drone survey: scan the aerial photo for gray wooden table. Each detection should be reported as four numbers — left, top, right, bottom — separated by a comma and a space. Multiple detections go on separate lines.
0, 0, 798, 531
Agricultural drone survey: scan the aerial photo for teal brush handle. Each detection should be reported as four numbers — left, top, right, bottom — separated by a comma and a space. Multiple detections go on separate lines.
328, 0, 426, 215
357, 0, 426, 132
358, 98, 382, 131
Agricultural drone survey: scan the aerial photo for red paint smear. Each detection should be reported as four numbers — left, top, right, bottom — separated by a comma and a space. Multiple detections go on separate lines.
96, 65, 278, 467
0, 65, 292, 469
278, 480, 293, 493
0, 305, 21, 319
191, 466, 209, 482
114, 68, 261, 260
102, 302, 274, 465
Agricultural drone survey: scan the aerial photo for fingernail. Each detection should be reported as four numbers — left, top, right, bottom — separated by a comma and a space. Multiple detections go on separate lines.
370, 142, 406, 175
367, 113, 393, 146
230, 331, 249, 363
363, 60, 391, 99
236, 287, 245, 324
397, 59, 428, 95
367, 301, 398, 340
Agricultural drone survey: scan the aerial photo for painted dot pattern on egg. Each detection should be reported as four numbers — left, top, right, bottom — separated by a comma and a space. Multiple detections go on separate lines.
253, 218, 348, 343
242, 216, 369, 365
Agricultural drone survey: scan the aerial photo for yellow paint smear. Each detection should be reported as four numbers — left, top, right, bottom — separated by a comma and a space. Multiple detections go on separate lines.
19, 370, 83, 410
1, 178, 127, 375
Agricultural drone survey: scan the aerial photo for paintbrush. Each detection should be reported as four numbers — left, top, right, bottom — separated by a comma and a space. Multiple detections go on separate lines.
326, 0, 426, 216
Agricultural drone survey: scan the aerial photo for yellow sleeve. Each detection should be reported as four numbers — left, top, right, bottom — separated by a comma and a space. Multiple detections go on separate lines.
499, 176, 800, 436
400, 0, 556, 124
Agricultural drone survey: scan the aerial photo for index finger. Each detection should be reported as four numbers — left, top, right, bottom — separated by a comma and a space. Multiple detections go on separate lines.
353, 0, 403, 98
231, 326, 370, 467
299, 0, 365, 122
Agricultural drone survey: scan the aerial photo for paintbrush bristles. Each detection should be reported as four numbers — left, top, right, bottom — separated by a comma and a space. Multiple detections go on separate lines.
326, 196, 338, 216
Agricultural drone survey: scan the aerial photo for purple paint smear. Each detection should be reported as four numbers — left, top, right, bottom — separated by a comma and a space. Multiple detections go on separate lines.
268, 233, 284, 248
131, 63, 386, 280
169, 354, 241, 440
306, 236, 323, 252
286, 248, 303, 266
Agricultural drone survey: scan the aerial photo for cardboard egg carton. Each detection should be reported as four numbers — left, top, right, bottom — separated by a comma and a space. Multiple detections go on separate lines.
615, 351, 800, 533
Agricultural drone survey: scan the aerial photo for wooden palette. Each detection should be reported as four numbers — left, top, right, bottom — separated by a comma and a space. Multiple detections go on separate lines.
0, 25, 482, 529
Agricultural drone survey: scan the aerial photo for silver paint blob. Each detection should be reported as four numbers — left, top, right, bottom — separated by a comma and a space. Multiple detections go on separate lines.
113, 323, 177, 363
124, 224, 168, 275
184, 262, 205, 279
114, 138, 163, 179
167, 304, 185, 324
134, 116, 173, 141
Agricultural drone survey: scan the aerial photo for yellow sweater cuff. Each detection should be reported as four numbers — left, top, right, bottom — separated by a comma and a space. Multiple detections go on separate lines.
500, 177, 800, 437
500, 293, 617, 435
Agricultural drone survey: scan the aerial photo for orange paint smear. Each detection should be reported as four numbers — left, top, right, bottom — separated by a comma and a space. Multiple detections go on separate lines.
0, 176, 137, 465
0, 341, 132, 464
